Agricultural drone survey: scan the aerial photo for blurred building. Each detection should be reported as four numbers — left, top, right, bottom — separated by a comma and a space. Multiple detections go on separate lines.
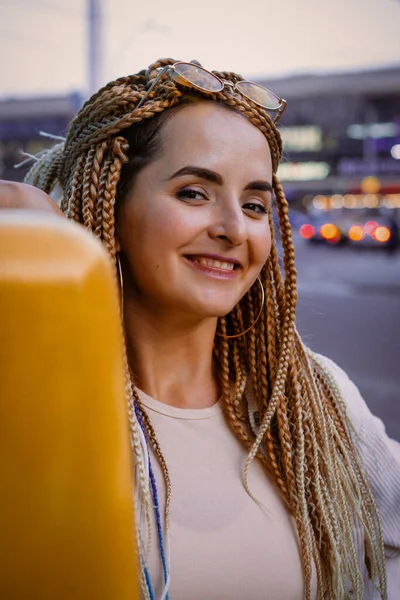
258, 66, 400, 208
1, 67, 400, 210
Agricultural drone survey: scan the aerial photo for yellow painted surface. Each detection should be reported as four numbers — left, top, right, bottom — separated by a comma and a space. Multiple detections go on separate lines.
0, 212, 139, 599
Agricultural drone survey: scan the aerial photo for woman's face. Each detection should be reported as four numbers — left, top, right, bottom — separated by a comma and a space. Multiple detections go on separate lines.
117, 101, 273, 320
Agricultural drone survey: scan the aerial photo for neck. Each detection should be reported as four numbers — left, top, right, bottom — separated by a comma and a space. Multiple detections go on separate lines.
123, 296, 221, 409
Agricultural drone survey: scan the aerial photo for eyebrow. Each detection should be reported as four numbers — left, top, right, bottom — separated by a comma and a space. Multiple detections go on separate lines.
168, 166, 273, 193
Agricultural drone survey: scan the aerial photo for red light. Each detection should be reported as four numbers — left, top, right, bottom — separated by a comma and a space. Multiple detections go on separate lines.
364, 220, 379, 236
327, 234, 341, 244
300, 224, 315, 239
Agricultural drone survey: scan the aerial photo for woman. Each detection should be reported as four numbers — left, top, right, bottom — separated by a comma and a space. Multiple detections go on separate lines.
1, 59, 399, 600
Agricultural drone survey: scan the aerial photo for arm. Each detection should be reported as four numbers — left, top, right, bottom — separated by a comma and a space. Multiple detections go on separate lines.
0, 180, 64, 216
314, 353, 400, 598
315, 352, 400, 546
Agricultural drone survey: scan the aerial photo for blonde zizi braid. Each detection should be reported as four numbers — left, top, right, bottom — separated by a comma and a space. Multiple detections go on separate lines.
25, 58, 387, 600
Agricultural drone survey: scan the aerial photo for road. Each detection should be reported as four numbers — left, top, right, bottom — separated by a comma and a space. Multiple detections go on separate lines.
291, 234, 400, 441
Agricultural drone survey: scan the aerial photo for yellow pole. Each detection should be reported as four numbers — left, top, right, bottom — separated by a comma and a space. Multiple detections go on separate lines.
0, 212, 139, 599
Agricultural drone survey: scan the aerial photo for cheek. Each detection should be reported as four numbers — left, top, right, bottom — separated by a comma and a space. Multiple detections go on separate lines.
146, 212, 201, 256
120, 202, 203, 264
250, 223, 272, 267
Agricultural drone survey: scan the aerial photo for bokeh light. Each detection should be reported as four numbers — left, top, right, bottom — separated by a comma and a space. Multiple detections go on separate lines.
320, 223, 339, 241
300, 224, 315, 239
374, 226, 391, 243
348, 225, 364, 241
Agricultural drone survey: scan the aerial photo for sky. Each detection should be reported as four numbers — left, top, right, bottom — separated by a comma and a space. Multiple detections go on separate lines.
0, 0, 399, 99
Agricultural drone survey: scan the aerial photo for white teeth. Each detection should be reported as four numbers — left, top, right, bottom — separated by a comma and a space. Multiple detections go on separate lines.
194, 258, 235, 271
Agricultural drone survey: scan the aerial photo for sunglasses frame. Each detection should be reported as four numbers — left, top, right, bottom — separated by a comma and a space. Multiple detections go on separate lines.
135, 62, 287, 124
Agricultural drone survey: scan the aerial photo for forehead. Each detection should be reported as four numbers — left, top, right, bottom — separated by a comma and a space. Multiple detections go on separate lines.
156, 101, 272, 178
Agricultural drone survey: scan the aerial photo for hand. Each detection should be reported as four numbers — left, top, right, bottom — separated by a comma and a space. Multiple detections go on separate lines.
0, 180, 64, 216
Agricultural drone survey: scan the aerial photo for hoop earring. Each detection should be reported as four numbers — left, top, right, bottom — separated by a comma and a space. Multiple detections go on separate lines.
216, 276, 265, 339
116, 253, 124, 312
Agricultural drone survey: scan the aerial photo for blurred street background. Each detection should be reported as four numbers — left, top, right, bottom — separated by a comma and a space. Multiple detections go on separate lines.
0, 0, 399, 439
294, 233, 400, 441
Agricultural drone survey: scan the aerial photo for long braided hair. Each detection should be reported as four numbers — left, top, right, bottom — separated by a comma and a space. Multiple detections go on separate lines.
25, 58, 387, 599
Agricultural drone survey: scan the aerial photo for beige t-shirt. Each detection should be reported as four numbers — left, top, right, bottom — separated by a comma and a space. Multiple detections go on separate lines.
137, 389, 318, 600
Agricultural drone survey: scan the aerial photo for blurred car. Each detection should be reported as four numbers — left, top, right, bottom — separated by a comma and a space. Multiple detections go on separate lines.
299, 207, 399, 249
343, 208, 397, 249
299, 211, 347, 245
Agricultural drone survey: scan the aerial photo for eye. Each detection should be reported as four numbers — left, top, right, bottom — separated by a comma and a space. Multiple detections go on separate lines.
243, 202, 267, 215
176, 187, 208, 202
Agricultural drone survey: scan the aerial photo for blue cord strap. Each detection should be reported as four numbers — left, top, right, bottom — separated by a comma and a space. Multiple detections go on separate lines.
149, 459, 169, 593
142, 559, 156, 600
135, 401, 170, 600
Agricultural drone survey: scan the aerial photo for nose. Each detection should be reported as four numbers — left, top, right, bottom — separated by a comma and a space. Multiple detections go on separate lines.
208, 201, 248, 246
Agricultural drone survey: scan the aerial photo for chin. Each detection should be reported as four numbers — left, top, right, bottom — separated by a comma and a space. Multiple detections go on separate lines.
184, 296, 240, 320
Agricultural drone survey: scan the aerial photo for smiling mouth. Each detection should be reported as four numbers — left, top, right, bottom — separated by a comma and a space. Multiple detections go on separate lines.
184, 255, 241, 274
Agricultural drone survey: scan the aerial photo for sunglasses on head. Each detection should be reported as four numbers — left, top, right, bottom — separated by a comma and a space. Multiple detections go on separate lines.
135, 61, 287, 124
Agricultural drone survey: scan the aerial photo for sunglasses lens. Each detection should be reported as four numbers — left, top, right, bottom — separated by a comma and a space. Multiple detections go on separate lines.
173, 62, 223, 93
236, 81, 281, 110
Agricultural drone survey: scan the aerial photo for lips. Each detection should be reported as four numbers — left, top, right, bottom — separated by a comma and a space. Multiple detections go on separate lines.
185, 255, 241, 272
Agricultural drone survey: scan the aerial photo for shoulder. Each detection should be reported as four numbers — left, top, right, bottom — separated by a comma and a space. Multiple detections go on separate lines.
311, 352, 397, 449
310, 352, 371, 427
311, 352, 400, 551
